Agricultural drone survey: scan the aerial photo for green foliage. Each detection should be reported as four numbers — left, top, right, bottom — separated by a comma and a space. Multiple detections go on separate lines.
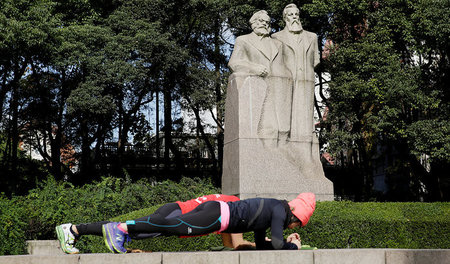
303, 0, 450, 200
0, 176, 219, 255
0, 134, 48, 196
295, 201, 450, 249
2, 180, 449, 254
407, 120, 450, 162
77, 201, 450, 253
0, 195, 27, 255
1, 0, 448, 209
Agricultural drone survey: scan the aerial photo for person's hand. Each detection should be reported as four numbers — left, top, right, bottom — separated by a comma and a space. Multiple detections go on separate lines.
287, 233, 300, 243
265, 237, 271, 242
290, 238, 301, 249
234, 244, 256, 250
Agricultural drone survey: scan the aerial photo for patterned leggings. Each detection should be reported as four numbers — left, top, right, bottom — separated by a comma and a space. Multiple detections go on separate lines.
75, 202, 182, 238
127, 201, 222, 236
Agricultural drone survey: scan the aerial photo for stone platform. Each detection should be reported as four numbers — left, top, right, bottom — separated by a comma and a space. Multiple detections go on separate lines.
2, 241, 449, 264
1, 249, 449, 264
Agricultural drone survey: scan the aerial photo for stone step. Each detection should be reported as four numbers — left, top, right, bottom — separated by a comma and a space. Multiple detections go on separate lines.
26, 240, 64, 256
1, 249, 449, 264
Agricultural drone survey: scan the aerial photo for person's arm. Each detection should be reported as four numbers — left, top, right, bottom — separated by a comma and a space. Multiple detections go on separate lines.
230, 233, 256, 249
254, 229, 273, 249
221, 233, 256, 249
220, 233, 234, 248
270, 205, 298, 250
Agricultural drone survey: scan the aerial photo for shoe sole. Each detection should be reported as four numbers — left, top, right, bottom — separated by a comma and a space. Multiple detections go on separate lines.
55, 226, 78, 254
102, 224, 125, 253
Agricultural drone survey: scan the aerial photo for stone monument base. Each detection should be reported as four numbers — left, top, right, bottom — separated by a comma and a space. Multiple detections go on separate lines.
222, 137, 334, 201
221, 75, 334, 201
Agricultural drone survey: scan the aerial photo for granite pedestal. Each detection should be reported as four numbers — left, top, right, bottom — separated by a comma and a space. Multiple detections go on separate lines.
222, 75, 333, 200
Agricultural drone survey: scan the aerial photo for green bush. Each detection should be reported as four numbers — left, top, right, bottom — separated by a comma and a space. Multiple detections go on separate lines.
0, 195, 28, 255
78, 201, 450, 253
294, 201, 450, 249
1, 177, 449, 255
0, 176, 219, 255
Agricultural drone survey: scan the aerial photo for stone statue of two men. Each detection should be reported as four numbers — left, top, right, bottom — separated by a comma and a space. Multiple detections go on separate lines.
222, 4, 333, 201
228, 4, 320, 145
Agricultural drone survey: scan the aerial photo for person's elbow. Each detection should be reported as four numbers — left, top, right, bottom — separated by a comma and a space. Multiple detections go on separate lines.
271, 238, 284, 250
272, 239, 299, 250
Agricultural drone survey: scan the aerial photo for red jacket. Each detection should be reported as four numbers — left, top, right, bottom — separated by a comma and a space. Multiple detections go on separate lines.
176, 194, 240, 214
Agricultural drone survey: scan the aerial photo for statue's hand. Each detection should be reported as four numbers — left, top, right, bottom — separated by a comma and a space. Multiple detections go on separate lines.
257, 66, 268, 77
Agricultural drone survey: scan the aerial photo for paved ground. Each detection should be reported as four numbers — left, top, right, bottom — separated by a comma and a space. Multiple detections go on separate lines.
1, 248, 450, 264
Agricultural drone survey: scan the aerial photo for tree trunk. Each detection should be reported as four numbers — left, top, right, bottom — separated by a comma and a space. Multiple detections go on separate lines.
79, 116, 92, 184
213, 17, 223, 185
0, 69, 9, 124
50, 125, 63, 181
9, 61, 28, 191
163, 84, 173, 174
118, 116, 131, 178
430, 161, 447, 201
163, 81, 184, 178
155, 89, 160, 173
188, 99, 217, 180
10, 81, 19, 183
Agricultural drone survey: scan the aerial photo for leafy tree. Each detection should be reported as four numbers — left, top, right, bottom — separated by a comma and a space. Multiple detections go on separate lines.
0, 0, 65, 191
304, 0, 449, 200
1, 0, 447, 200
91, 7, 177, 177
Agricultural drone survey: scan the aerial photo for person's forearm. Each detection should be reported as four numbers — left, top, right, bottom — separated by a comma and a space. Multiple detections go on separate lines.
282, 241, 298, 250
220, 233, 233, 248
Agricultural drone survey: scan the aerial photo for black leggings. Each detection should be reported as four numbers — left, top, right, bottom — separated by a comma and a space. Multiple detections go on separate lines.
127, 201, 222, 236
75, 202, 182, 238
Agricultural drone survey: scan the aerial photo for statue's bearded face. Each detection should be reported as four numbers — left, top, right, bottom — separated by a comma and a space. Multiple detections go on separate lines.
251, 14, 271, 36
285, 8, 303, 33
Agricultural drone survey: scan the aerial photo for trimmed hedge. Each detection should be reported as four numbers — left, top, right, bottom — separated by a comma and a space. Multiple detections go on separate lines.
0, 176, 219, 255
0, 195, 28, 255
301, 201, 450, 249
1, 176, 449, 255
79, 201, 450, 252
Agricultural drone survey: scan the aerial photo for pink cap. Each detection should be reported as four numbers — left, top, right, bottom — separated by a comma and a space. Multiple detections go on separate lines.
288, 193, 316, 227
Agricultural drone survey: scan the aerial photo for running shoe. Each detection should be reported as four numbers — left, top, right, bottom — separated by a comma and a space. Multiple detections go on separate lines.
55, 223, 79, 254
102, 222, 130, 254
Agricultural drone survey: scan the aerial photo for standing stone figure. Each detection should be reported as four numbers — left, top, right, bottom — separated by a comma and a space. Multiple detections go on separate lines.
229, 10, 292, 143
272, 3, 320, 143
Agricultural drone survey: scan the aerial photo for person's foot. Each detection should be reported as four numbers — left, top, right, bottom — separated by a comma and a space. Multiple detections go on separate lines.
102, 222, 130, 253
55, 224, 79, 254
